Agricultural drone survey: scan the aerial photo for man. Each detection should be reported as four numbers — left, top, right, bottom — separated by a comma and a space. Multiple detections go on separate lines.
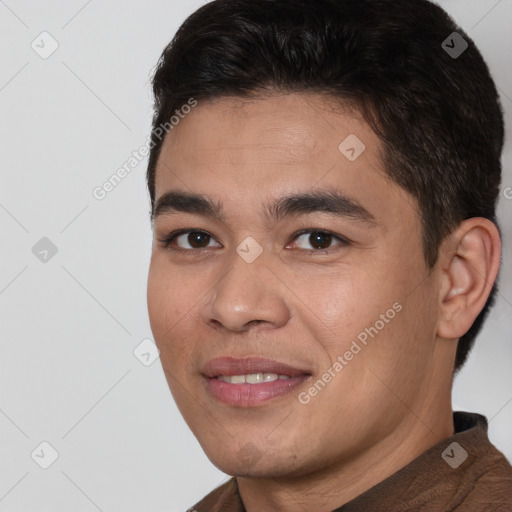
145, 0, 512, 510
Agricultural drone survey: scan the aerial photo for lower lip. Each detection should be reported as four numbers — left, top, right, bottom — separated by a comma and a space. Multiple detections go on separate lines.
204, 376, 310, 407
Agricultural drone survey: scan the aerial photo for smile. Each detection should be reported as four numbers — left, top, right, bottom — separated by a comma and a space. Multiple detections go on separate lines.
217, 373, 291, 384
202, 357, 311, 406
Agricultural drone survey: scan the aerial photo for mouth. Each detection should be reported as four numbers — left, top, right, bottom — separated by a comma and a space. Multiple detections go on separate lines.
201, 357, 312, 407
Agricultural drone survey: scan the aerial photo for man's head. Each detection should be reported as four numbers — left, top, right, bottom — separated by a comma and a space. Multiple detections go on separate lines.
145, 0, 502, 481
147, 0, 504, 371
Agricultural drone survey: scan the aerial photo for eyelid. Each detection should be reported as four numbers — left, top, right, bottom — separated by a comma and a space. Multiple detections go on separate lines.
158, 228, 350, 254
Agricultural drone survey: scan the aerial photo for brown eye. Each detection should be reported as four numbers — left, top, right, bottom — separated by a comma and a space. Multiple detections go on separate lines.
293, 230, 347, 253
308, 232, 333, 250
185, 232, 211, 248
159, 230, 222, 251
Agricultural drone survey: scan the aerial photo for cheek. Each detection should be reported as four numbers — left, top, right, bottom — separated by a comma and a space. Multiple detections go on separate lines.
147, 266, 170, 337
147, 258, 212, 381
304, 269, 387, 349
147, 260, 190, 351
311, 256, 424, 363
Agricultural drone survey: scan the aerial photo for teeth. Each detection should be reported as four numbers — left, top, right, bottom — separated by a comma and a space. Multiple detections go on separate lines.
228, 375, 246, 384
246, 373, 265, 384
218, 373, 291, 384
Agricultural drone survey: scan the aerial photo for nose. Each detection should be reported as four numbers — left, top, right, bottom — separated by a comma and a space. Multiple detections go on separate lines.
202, 252, 290, 333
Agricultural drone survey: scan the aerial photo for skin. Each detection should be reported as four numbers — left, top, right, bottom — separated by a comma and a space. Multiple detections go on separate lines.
147, 93, 501, 511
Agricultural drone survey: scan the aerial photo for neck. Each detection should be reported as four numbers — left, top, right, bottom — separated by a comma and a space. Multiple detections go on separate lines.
237, 409, 454, 512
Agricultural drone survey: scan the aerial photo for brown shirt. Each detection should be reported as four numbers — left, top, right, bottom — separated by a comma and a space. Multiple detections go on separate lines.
191, 412, 512, 511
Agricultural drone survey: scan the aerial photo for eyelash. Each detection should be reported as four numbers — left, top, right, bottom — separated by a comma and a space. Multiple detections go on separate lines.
157, 228, 350, 256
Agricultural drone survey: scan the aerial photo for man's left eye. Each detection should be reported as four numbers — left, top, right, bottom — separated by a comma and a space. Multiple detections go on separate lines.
290, 230, 349, 253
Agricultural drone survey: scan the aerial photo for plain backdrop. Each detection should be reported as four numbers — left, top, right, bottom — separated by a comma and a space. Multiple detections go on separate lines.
0, 1, 511, 510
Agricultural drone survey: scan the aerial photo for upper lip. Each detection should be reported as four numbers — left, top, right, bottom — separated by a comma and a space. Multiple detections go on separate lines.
202, 357, 311, 378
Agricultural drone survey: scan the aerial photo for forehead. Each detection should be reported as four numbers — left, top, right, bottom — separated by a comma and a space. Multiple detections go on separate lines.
161, 94, 374, 156
153, 93, 414, 225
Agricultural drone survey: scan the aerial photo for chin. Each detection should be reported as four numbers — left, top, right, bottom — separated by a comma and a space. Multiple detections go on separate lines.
204, 444, 307, 479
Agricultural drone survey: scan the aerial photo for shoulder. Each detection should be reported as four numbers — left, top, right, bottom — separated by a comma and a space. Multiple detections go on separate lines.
454, 440, 512, 510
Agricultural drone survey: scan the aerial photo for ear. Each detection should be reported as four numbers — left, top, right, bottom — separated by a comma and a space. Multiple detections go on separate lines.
437, 218, 501, 340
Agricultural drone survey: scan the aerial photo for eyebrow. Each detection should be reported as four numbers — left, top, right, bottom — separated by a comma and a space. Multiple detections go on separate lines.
152, 188, 377, 227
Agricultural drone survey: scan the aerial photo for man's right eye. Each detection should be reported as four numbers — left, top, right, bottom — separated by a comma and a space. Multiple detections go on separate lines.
158, 229, 222, 252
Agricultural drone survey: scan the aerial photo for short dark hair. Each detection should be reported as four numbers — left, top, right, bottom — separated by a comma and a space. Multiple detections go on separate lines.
146, 0, 504, 372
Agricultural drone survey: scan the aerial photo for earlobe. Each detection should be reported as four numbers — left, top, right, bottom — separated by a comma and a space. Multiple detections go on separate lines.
437, 218, 501, 340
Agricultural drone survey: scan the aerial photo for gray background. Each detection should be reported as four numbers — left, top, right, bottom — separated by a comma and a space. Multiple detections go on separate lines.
0, 0, 510, 510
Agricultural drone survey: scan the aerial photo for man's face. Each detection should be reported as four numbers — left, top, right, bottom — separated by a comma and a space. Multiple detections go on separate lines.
147, 93, 442, 477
